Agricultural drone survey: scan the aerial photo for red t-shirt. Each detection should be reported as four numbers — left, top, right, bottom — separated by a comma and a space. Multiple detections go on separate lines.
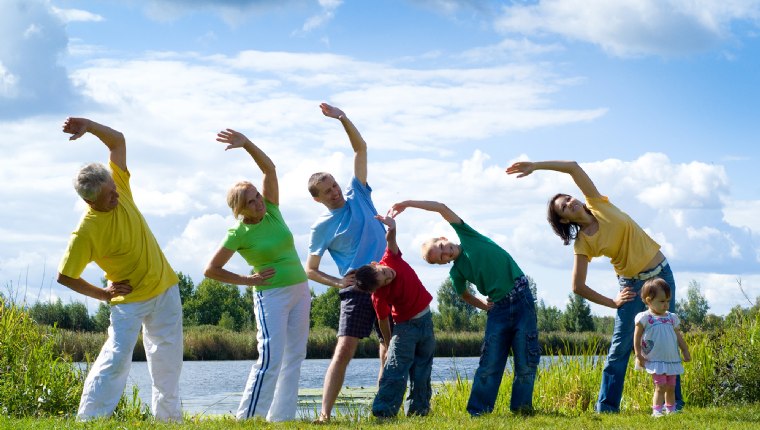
372, 248, 433, 323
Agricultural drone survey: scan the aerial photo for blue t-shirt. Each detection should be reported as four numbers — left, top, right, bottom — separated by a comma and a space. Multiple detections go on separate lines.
308, 177, 386, 276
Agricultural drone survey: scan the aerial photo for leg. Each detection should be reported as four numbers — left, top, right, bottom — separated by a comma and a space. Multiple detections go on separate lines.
658, 264, 684, 409
237, 289, 287, 420
267, 283, 311, 422
77, 301, 145, 420
509, 288, 540, 412
596, 278, 646, 413
318, 336, 359, 421
372, 322, 415, 418
664, 376, 677, 413
406, 314, 435, 417
466, 303, 512, 416
141, 286, 184, 421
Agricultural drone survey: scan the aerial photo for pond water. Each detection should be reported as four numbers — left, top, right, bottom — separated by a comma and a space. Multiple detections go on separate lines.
95, 355, 571, 419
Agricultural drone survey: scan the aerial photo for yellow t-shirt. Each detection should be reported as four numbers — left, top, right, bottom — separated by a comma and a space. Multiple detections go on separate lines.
58, 161, 178, 304
573, 196, 660, 278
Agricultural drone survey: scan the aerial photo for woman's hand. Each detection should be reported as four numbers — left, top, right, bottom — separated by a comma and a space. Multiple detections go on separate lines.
246, 267, 276, 286
612, 286, 636, 307
506, 161, 536, 178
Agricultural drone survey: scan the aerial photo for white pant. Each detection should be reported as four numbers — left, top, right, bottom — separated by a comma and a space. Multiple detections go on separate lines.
77, 285, 183, 421
237, 281, 311, 422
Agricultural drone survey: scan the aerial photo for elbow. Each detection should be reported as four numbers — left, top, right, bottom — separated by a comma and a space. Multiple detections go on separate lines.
571, 282, 584, 295
56, 272, 66, 285
203, 265, 216, 279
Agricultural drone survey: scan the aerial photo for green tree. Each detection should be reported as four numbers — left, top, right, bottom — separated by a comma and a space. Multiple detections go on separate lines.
432, 278, 482, 331
177, 271, 195, 304
562, 293, 595, 332
28, 299, 70, 329
536, 299, 563, 331
676, 280, 710, 332
184, 278, 250, 330
92, 302, 111, 332
66, 302, 93, 331
310, 287, 340, 330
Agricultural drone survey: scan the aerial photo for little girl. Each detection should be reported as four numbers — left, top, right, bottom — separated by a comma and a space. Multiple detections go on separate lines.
634, 277, 691, 417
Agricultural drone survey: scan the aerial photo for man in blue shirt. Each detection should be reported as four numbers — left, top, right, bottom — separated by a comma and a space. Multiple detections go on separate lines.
306, 103, 386, 423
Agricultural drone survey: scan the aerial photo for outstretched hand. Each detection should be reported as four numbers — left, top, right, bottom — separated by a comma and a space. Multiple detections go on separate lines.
387, 202, 409, 218
375, 214, 396, 230
505, 161, 536, 178
217, 128, 250, 150
62, 117, 91, 141
320, 103, 345, 119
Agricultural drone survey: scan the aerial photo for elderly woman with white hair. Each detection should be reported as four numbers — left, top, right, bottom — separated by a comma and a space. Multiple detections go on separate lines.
204, 129, 310, 422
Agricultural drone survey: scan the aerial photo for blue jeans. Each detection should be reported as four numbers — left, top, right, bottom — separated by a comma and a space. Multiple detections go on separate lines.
372, 311, 435, 417
596, 262, 683, 412
466, 278, 540, 416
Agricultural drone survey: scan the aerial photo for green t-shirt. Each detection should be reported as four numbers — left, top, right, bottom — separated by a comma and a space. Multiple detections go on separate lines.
222, 200, 307, 291
449, 221, 524, 302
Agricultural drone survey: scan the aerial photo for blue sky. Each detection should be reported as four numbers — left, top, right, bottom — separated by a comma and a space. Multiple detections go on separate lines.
2, 0, 759, 317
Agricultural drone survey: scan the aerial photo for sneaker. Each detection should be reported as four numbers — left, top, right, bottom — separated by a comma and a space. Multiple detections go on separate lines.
651, 409, 664, 418
665, 407, 679, 415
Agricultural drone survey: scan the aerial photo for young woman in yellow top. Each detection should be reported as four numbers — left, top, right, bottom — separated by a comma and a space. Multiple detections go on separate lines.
507, 160, 682, 413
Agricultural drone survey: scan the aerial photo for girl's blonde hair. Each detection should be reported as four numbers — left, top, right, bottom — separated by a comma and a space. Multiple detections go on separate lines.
226, 181, 254, 220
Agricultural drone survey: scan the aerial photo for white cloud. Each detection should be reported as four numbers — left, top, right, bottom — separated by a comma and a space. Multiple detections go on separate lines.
0, 0, 76, 117
51, 6, 104, 23
496, 0, 760, 57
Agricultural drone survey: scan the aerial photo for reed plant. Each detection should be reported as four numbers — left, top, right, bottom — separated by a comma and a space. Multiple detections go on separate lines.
183, 325, 255, 360
0, 297, 82, 417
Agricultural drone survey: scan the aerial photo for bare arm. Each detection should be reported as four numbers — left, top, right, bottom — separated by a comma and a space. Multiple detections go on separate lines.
320, 103, 367, 185
461, 290, 492, 312
63, 117, 127, 172
204, 247, 276, 286
375, 215, 398, 255
675, 327, 691, 362
305, 254, 354, 289
634, 323, 646, 367
388, 200, 462, 224
506, 160, 601, 199
217, 129, 279, 205
378, 317, 392, 350
571, 254, 635, 308
57, 273, 132, 302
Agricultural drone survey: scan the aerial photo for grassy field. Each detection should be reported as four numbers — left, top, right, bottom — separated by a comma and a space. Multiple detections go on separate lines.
2, 405, 759, 429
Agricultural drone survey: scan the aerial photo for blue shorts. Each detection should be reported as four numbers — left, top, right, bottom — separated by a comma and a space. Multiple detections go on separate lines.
338, 286, 376, 339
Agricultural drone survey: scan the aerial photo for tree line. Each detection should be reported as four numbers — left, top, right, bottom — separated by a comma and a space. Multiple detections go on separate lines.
25, 273, 758, 335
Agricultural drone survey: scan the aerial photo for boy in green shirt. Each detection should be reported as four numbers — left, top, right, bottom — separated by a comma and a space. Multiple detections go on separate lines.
390, 200, 539, 416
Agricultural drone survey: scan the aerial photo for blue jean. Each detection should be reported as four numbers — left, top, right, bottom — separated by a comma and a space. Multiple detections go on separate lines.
372, 311, 435, 417
596, 262, 683, 412
466, 278, 540, 416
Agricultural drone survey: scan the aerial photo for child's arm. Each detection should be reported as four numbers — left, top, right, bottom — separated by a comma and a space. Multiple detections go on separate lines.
377, 317, 392, 359
675, 327, 691, 362
375, 215, 399, 255
461, 290, 493, 312
388, 200, 462, 224
633, 323, 647, 368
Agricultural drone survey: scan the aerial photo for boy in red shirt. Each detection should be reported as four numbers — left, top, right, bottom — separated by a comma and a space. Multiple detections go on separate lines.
355, 215, 435, 418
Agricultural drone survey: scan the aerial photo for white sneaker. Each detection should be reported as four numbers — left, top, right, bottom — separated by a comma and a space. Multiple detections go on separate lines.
651, 409, 664, 417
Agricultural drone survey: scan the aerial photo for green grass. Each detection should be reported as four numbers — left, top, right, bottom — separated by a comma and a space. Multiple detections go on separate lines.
2, 405, 759, 429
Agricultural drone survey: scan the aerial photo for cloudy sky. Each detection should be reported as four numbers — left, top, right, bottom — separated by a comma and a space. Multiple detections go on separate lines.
2, 0, 759, 317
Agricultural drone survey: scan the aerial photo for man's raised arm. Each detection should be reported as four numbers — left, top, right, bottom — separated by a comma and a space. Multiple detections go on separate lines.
320, 103, 367, 185
63, 117, 127, 171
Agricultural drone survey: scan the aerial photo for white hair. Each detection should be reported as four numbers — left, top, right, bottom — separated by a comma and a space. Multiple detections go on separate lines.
73, 163, 111, 201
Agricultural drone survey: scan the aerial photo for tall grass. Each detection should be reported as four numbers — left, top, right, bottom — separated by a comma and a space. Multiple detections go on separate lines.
431, 314, 760, 417
0, 297, 150, 419
0, 298, 82, 417
57, 327, 610, 361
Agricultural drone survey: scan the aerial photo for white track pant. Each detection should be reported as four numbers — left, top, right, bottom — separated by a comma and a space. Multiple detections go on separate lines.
237, 281, 311, 422
77, 285, 183, 421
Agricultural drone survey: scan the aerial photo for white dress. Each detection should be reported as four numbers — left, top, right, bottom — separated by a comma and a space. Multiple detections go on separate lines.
634, 310, 684, 375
